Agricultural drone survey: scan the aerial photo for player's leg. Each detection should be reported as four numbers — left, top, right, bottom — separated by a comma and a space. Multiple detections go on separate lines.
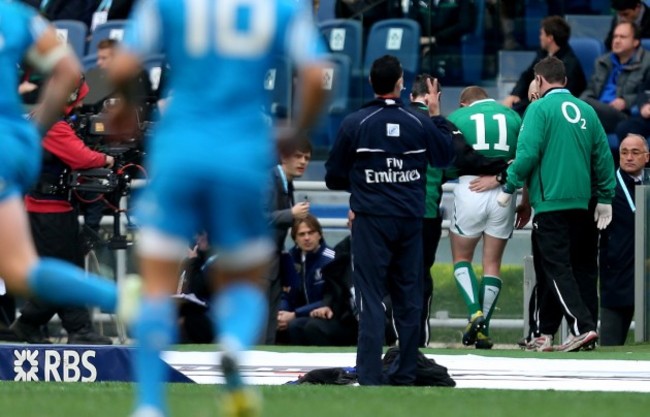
476, 234, 508, 349
131, 247, 182, 417
450, 232, 484, 344
0, 196, 116, 312
208, 170, 273, 417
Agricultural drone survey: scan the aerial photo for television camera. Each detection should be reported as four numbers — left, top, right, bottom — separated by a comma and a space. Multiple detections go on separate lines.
67, 104, 150, 250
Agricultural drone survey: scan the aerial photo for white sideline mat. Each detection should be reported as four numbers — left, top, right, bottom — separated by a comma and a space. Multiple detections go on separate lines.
161, 351, 650, 392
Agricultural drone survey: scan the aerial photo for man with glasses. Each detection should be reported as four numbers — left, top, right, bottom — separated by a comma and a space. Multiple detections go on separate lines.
599, 134, 649, 345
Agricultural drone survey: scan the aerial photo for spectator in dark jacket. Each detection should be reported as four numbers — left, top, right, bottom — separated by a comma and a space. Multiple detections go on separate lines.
502, 16, 586, 115
262, 138, 312, 344
276, 215, 336, 344
599, 134, 649, 346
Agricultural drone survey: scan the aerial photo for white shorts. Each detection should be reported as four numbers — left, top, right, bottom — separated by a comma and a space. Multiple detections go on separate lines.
450, 176, 516, 239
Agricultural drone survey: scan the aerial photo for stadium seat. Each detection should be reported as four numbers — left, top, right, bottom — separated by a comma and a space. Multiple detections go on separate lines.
521, 0, 547, 49
81, 54, 98, 72
460, 0, 485, 84
565, 15, 612, 43
141, 54, 167, 93
363, 18, 421, 102
568, 37, 604, 81
87, 20, 128, 56
311, 53, 352, 148
53, 20, 88, 59
317, 0, 336, 23
496, 50, 537, 101
264, 56, 293, 119
642, 38, 650, 51
319, 19, 363, 72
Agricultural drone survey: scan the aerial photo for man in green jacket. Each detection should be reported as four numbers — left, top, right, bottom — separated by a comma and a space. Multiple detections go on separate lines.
499, 56, 616, 352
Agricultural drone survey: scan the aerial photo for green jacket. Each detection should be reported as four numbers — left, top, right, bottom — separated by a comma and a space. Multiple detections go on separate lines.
505, 88, 615, 214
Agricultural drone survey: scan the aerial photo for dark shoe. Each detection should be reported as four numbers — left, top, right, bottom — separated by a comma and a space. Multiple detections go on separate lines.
462, 311, 485, 346
10, 319, 51, 344
475, 331, 494, 350
67, 331, 113, 345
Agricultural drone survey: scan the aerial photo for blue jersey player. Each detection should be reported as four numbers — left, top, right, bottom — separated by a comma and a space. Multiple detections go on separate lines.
109, 1, 327, 416
0, 1, 116, 326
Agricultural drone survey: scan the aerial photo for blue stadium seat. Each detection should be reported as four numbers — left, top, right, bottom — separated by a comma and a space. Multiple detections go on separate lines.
87, 20, 128, 55
461, 0, 485, 84
521, 0, 547, 49
565, 15, 612, 43
568, 37, 604, 81
53, 20, 88, 59
497, 50, 537, 100
263, 56, 293, 119
319, 19, 363, 72
81, 54, 98, 72
642, 38, 650, 51
141, 54, 167, 93
363, 18, 421, 102
317, 0, 336, 23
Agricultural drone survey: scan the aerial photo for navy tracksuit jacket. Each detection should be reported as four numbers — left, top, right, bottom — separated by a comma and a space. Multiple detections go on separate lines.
325, 97, 453, 385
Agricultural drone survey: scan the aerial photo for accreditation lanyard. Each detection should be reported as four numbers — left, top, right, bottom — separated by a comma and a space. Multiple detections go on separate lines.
616, 168, 636, 213
91, 0, 114, 30
277, 165, 289, 193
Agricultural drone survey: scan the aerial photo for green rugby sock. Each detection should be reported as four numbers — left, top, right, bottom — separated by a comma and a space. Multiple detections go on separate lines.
479, 275, 502, 336
453, 261, 481, 318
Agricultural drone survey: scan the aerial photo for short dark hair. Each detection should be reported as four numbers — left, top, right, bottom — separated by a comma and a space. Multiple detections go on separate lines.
410, 73, 434, 98
97, 38, 118, 50
277, 134, 312, 159
615, 20, 642, 40
459, 86, 489, 105
533, 56, 566, 84
541, 16, 570, 47
290, 214, 323, 242
611, 0, 641, 11
370, 55, 402, 95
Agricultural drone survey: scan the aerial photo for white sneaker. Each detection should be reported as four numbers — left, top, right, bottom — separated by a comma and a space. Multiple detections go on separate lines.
525, 334, 554, 352
117, 274, 143, 325
557, 330, 598, 352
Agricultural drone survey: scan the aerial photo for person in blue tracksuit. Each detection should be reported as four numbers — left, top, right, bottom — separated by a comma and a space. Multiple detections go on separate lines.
276, 214, 336, 344
325, 55, 453, 386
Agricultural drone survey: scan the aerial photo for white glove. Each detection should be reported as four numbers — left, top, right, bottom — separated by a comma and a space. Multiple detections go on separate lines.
497, 190, 513, 207
594, 203, 613, 230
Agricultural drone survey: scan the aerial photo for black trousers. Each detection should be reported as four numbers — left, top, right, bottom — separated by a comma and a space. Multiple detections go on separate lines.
19, 210, 93, 334
600, 306, 634, 346
352, 215, 423, 386
285, 316, 358, 346
527, 204, 599, 338
532, 209, 597, 337
421, 216, 442, 346
263, 253, 282, 344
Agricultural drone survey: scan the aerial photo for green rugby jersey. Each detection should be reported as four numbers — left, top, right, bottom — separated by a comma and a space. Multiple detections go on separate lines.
448, 99, 522, 161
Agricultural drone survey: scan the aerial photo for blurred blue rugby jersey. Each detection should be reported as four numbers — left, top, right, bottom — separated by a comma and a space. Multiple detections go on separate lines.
122, 0, 325, 165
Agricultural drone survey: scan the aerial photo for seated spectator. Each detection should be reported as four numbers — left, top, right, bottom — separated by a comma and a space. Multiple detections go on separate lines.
615, 77, 650, 144
174, 232, 215, 344
605, 0, 650, 50
276, 215, 336, 344
502, 16, 586, 115
408, 0, 475, 85
581, 21, 650, 134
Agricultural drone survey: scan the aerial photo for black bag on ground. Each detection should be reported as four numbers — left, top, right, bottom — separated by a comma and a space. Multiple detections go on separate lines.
291, 347, 456, 387
382, 346, 456, 387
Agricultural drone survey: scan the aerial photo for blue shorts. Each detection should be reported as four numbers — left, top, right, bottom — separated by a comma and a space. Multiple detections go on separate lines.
135, 144, 272, 252
0, 121, 41, 202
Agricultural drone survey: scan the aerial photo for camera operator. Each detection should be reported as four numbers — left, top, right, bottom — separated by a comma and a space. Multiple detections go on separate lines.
10, 78, 115, 345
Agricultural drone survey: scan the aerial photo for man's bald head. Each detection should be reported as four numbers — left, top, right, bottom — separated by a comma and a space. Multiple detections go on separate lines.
528, 79, 540, 102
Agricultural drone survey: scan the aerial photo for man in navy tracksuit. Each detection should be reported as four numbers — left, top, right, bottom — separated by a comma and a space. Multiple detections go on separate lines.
325, 55, 453, 385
